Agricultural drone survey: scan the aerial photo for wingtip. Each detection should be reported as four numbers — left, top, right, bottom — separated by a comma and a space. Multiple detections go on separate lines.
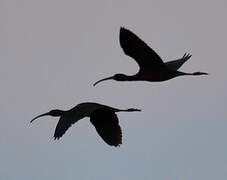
120, 26, 130, 34
120, 27, 125, 33
183, 52, 192, 59
53, 135, 61, 140
111, 142, 122, 147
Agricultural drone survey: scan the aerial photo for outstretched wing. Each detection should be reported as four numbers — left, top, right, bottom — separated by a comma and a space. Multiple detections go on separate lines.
120, 27, 166, 73
54, 112, 82, 140
165, 53, 192, 71
90, 108, 122, 147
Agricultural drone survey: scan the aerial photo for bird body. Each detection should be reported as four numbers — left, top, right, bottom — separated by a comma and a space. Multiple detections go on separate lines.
93, 27, 207, 86
111, 71, 176, 82
133, 70, 182, 82
31, 102, 140, 147
68, 102, 113, 118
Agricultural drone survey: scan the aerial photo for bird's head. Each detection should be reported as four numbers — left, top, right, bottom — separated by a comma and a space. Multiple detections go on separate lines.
48, 109, 65, 116
113, 74, 129, 80
93, 73, 128, 86
30, 109, 64, 123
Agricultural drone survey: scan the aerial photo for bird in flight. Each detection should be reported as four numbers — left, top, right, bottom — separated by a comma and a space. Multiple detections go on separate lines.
30, 102, 141, 147
93, 27, 208, 86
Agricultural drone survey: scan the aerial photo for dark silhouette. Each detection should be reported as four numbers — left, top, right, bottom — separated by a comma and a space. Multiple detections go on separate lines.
30, 102, 141, 147
93, 27, 208, 86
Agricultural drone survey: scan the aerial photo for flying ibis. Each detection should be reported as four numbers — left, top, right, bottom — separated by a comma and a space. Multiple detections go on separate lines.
93, 27, 208, 86
30, 102, 141, 147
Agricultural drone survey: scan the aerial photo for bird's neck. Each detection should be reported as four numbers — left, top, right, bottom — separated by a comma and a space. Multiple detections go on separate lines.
124, 74, 142, 81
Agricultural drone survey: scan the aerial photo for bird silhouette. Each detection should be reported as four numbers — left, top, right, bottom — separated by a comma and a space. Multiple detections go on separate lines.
30, 102, 141, 147
165, 53, 192, 71
93, 27, 208, 86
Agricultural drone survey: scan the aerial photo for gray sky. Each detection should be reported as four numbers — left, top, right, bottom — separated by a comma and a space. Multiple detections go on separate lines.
1, 0, 227, 179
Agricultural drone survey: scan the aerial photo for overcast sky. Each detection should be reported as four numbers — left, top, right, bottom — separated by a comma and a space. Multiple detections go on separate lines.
1, 0, 227, 179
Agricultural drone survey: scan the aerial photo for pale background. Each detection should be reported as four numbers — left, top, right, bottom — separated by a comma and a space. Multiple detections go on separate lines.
1, 0, 227, 179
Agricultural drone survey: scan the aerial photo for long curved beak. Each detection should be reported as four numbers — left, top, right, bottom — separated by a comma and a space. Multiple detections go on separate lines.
30, 112, 50, 123
93, 76, 114, 86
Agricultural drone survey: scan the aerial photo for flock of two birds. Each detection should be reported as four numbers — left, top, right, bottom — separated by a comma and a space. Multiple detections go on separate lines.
31, 27, 207, 147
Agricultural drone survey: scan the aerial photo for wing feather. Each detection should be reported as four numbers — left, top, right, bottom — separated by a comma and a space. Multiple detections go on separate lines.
120, 27, 166, 72
165, 53, 192, 71
90, 108, 122, 147
54, 112, 82, 140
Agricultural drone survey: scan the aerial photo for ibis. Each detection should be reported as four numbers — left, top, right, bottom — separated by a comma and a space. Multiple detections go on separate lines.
30, 102, 141, 147
93, 27, 208, 86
